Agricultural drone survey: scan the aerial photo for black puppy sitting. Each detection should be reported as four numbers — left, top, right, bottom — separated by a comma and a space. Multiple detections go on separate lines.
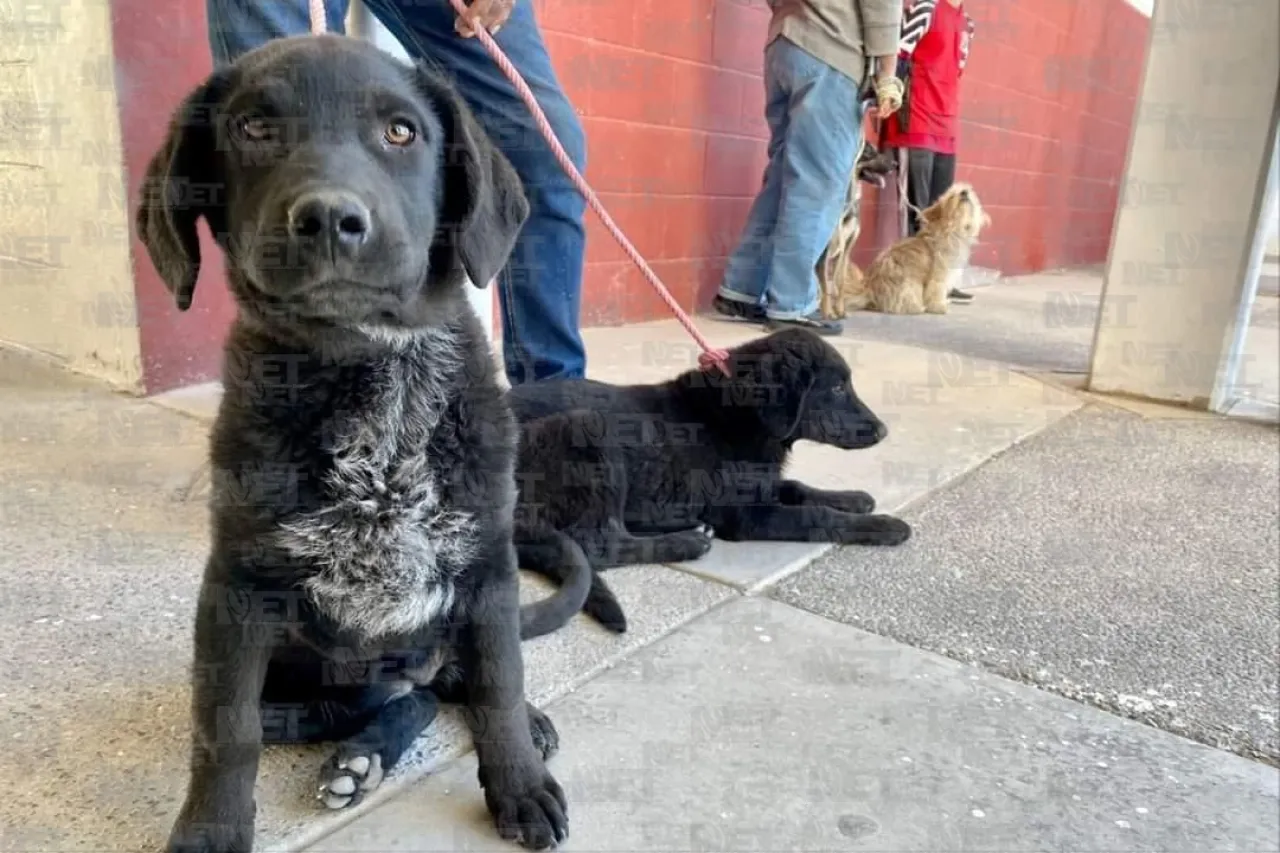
137, 35, 588, 852
512, 329, 912, 632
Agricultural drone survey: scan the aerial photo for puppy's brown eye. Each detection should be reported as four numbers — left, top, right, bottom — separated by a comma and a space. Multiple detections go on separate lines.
384, 120, 416, 147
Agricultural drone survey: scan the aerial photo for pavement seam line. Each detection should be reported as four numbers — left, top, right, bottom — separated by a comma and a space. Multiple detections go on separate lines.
762, 595, 1280, 768
265, 589, 743, 853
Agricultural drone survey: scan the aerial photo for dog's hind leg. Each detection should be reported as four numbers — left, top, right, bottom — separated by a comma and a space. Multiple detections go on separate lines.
258, 656, 404, 746
922, 260, 950, 314
710, 503, 912, 547
777, 479, 877, 514
317, 688, 439, 810
577, 518, 714, 569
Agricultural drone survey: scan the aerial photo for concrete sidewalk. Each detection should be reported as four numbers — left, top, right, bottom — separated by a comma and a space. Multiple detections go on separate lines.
776, 405, 1280, 764
316, 599, 1278, 852
1, 273, 1277, 852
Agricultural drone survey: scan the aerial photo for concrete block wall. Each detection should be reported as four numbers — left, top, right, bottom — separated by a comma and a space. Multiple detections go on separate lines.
538, 0, 775, 325
853, 0, 1152, 277
541, 0, 1152, 324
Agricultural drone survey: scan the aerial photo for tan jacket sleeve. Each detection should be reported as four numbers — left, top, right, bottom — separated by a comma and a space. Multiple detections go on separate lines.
859, 0, 904, 57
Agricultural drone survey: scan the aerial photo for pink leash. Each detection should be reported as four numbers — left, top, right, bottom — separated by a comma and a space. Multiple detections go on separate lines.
309, 0, 731, 375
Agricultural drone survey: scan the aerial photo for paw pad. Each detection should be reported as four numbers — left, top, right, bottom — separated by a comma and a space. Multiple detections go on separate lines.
318, 752, 384, 810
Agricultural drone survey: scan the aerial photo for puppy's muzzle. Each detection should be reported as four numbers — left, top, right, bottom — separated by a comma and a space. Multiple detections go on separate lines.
287, 190, 372, 260
821, 412, 888, 449
858, 419, 888, 446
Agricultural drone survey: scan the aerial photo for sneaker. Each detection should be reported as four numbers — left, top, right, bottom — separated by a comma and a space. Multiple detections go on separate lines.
948, 287, 974, 302
765, 311, 843, 336
712, 294, 766, 322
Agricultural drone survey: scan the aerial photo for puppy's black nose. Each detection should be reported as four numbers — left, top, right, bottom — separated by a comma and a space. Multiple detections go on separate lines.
288, 191, 371, 251
874, 421, 888, 442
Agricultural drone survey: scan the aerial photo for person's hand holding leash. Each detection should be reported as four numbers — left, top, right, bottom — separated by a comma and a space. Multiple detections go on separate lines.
455, 0, 515, 37
874, 74, 904, 117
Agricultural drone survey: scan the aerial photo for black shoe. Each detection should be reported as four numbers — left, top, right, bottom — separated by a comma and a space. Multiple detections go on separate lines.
712, 294, 766, 322
765, 311, 843, 336
948, 287, 974, 302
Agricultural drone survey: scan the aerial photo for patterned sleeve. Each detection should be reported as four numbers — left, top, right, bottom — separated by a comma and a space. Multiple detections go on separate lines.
959, 14, 975, 72
898, 0, 937, 56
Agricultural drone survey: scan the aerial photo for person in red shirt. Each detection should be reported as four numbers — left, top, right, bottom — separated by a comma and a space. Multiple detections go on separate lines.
881, 0, 976, 301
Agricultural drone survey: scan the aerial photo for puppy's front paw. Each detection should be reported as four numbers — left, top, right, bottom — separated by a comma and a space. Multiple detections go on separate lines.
842, 515, 912, 547
482, 764, 569, 850
166, 814, 252, 853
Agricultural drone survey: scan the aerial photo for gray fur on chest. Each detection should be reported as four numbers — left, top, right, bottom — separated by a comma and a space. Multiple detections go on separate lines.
275, 331, 477, 640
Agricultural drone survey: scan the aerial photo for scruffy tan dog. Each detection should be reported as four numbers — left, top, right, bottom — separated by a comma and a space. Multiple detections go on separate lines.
841, 182, 990, 316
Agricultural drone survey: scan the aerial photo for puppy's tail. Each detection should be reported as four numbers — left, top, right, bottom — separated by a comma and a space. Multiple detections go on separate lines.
518, 531, 625, 639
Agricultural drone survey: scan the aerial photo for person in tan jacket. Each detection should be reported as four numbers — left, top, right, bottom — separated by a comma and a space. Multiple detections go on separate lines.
714, 0, 904, 335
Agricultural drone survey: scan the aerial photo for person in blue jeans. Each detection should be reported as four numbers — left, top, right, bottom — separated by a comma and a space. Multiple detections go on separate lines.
714, 1, 903, 336
206, 0, 587, 384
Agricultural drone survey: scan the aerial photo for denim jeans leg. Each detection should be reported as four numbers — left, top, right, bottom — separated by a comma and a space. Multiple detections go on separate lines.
206, 0, 349, 66
362, 0, 588, 385
719, 39, 792, 307
762, 40, 862, 320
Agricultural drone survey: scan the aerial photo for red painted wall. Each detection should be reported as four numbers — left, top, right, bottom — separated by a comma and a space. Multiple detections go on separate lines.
539, 0, 774, 325
115, 0, 1148, 392
112, 0, 234, 394
878, 0, 1150, 275
545, 0, 1151, 321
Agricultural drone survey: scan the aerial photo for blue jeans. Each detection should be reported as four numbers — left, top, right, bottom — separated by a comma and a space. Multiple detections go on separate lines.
206, 0, 588, 384
719, 37, 864, 320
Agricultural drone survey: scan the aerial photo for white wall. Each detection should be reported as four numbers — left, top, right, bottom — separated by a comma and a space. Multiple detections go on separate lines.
0, 0, 142, 389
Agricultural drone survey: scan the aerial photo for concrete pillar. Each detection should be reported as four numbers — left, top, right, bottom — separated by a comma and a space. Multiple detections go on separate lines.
346, 2, 497, 345
1086, 0, 1280, 409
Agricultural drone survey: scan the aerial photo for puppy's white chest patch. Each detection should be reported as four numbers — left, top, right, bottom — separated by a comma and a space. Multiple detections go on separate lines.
275, 340, 476, 639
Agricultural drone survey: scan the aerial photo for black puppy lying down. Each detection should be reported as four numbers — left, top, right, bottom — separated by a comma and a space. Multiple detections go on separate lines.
511, 328, 912, 632
137, 35, 585, 852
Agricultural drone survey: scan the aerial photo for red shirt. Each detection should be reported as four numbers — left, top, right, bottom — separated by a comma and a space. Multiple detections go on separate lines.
880, 0, 973, 155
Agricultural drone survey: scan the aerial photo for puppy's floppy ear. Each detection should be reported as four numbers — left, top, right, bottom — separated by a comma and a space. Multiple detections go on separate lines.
736, 337, 817, 440
135, 72, 229, 311
418, 63, 531, 290
770, 363, 817, 440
